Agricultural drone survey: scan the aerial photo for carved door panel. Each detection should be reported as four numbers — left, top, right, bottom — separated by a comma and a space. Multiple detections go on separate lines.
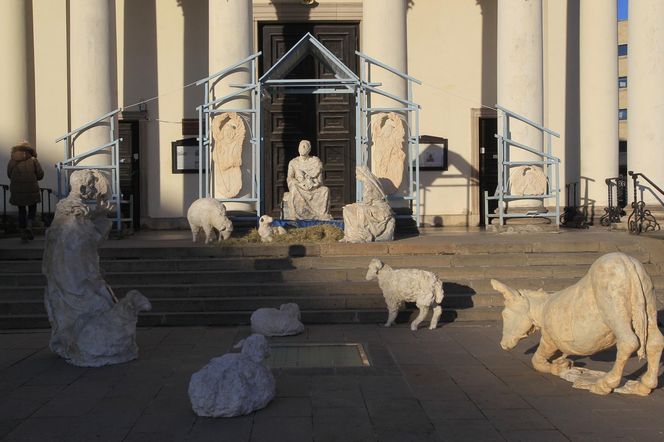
260, 23, 358, 218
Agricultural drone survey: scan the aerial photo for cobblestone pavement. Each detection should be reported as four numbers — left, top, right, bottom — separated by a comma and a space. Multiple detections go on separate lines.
1, 323, 663, 441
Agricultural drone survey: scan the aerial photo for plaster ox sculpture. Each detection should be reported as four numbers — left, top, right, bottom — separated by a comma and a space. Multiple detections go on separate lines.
188, 334, 275, 417
367, 258, 444, 331
187, 197, 234, 244
42, 169, 151, 367
250, 303, 304, 336
492, 252, 664, 396
257, 215, 286, 243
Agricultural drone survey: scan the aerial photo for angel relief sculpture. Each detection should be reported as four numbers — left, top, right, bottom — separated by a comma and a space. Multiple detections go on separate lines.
212, 112, 246, 198
370, 112, 406, 195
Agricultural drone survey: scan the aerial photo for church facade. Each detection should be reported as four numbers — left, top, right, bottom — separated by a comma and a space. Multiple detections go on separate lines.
1, 0, 662, 229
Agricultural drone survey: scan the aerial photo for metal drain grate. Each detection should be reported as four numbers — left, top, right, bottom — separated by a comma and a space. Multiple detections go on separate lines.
267, 343, 370, 368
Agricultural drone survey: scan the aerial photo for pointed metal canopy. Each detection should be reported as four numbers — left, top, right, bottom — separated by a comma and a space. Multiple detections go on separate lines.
259, 33, 359, 86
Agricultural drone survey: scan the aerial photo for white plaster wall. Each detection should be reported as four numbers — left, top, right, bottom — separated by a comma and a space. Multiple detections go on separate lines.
31, 0, 69, 196
407, 0, 490, 225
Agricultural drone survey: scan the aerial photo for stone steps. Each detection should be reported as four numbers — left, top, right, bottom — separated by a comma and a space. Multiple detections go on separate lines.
0, 233, 660, 329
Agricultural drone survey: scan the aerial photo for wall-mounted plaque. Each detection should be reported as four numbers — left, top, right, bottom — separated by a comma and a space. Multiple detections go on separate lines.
418, 135, 448, 171
172, 138, 199, 174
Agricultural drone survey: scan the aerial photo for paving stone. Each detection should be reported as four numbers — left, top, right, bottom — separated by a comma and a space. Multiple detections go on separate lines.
359, 375, 413, 398
5, 416, 132, 442
0, 385, 64, 420
433, 418, 504, 442
275, 374, 312, 397
483, 408, 555, 432
187, 416, 253, 442
502, 429, 569, 442
129, 413, 196, 441
366, 398, 435, 434
313, 407, 376, 442
250, 416, 313, 442
421, 399, 484, 421
256, 397, 311, 417
311, 387, 364, 408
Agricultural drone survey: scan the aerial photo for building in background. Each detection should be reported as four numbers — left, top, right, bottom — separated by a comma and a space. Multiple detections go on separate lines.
618, 18, 628, 177
1, 0, 662, 228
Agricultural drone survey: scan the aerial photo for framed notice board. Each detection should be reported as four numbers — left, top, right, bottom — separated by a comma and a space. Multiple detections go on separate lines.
171, 138, 199, 174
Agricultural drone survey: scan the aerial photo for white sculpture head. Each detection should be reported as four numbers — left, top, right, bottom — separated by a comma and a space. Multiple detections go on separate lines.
234, 333, 270, 363
69, 169, 110, 201
298, 140, 312, 157
491, 279, 537, 350
259, 215, 274, 226
366, 258, 384, 281
279, 303, 301, 320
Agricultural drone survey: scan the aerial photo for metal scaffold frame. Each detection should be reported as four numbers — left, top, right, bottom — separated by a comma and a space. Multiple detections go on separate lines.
55, 108, 123, 232
356, 51, 422, 223
196, 52, 263, 217
197, 33, 422, 223
484, 105, 561, 227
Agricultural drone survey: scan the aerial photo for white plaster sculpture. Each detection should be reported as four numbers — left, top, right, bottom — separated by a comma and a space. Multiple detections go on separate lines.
509, 165, 547, 196
491, 252, 664, 396
212, 112, 246, 198
341, 166, 395, 243
258, 215, 286, 243
188, 334, 276, 417
366, 258, 444, 331
284, 140, 332, 221
370, 112, 406, 194
250, 303, 305, 336
187, 197, 234, 244
42, 169, 152, 367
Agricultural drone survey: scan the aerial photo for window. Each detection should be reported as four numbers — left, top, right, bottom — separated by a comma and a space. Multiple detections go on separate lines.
619, 76, 627, 88
618, 44, 628, 56
619, 108, 628, 120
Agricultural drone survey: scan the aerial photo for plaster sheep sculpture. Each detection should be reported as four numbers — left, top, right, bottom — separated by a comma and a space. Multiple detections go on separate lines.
366, 258, 444, 331
257, 215, 286, 243
251, 303, 305, 336
187, 197, 233, 244
188, 334, 275, 417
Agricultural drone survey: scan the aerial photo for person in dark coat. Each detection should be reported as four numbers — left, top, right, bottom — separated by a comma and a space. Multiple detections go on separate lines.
7, 141, 44, 242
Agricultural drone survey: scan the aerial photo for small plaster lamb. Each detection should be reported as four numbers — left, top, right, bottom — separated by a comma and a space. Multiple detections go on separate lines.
187, 197, 233, 244
366, 258, 444, 331
188, 334, 275, 417
258, 215, 286, 243
251, 303, 305, 336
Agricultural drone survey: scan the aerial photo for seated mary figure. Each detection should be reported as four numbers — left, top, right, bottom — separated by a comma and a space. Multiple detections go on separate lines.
284, 140, 332, 220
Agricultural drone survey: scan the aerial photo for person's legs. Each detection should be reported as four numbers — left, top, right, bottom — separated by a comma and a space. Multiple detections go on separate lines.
17, 206, 27, 229
26, 204, 36, 240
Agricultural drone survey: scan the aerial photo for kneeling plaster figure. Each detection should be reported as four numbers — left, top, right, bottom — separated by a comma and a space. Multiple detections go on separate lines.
42, 169, 151, 367
251, 303, 304, 336
341, 166, 395, 243
257, 215, 286, 243
491, 252, 664, 396
187, 197, 233, 244
188, 334, 275, 417
366, 258, 444, 330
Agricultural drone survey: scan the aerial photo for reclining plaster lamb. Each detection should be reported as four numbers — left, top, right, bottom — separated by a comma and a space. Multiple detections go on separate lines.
257, 215, 286, 243
366, 258, 444, 330
188, 334, 275, 417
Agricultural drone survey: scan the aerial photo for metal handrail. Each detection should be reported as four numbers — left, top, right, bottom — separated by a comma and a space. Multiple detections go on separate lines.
486, 106, 561, 227
356, 51, 422, 84
627, 171, 662, 235
600, 175, 626, 226
196, 52, 262, 86
495, 105, 560, 137
55, 108, 121, 142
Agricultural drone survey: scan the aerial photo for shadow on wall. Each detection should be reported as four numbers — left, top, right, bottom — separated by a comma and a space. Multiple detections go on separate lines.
566, 0, 581, 206
477, 0, 497, 110
180, 0, 209, 214
123, 1, 159, 223
418, 149, 479, 227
